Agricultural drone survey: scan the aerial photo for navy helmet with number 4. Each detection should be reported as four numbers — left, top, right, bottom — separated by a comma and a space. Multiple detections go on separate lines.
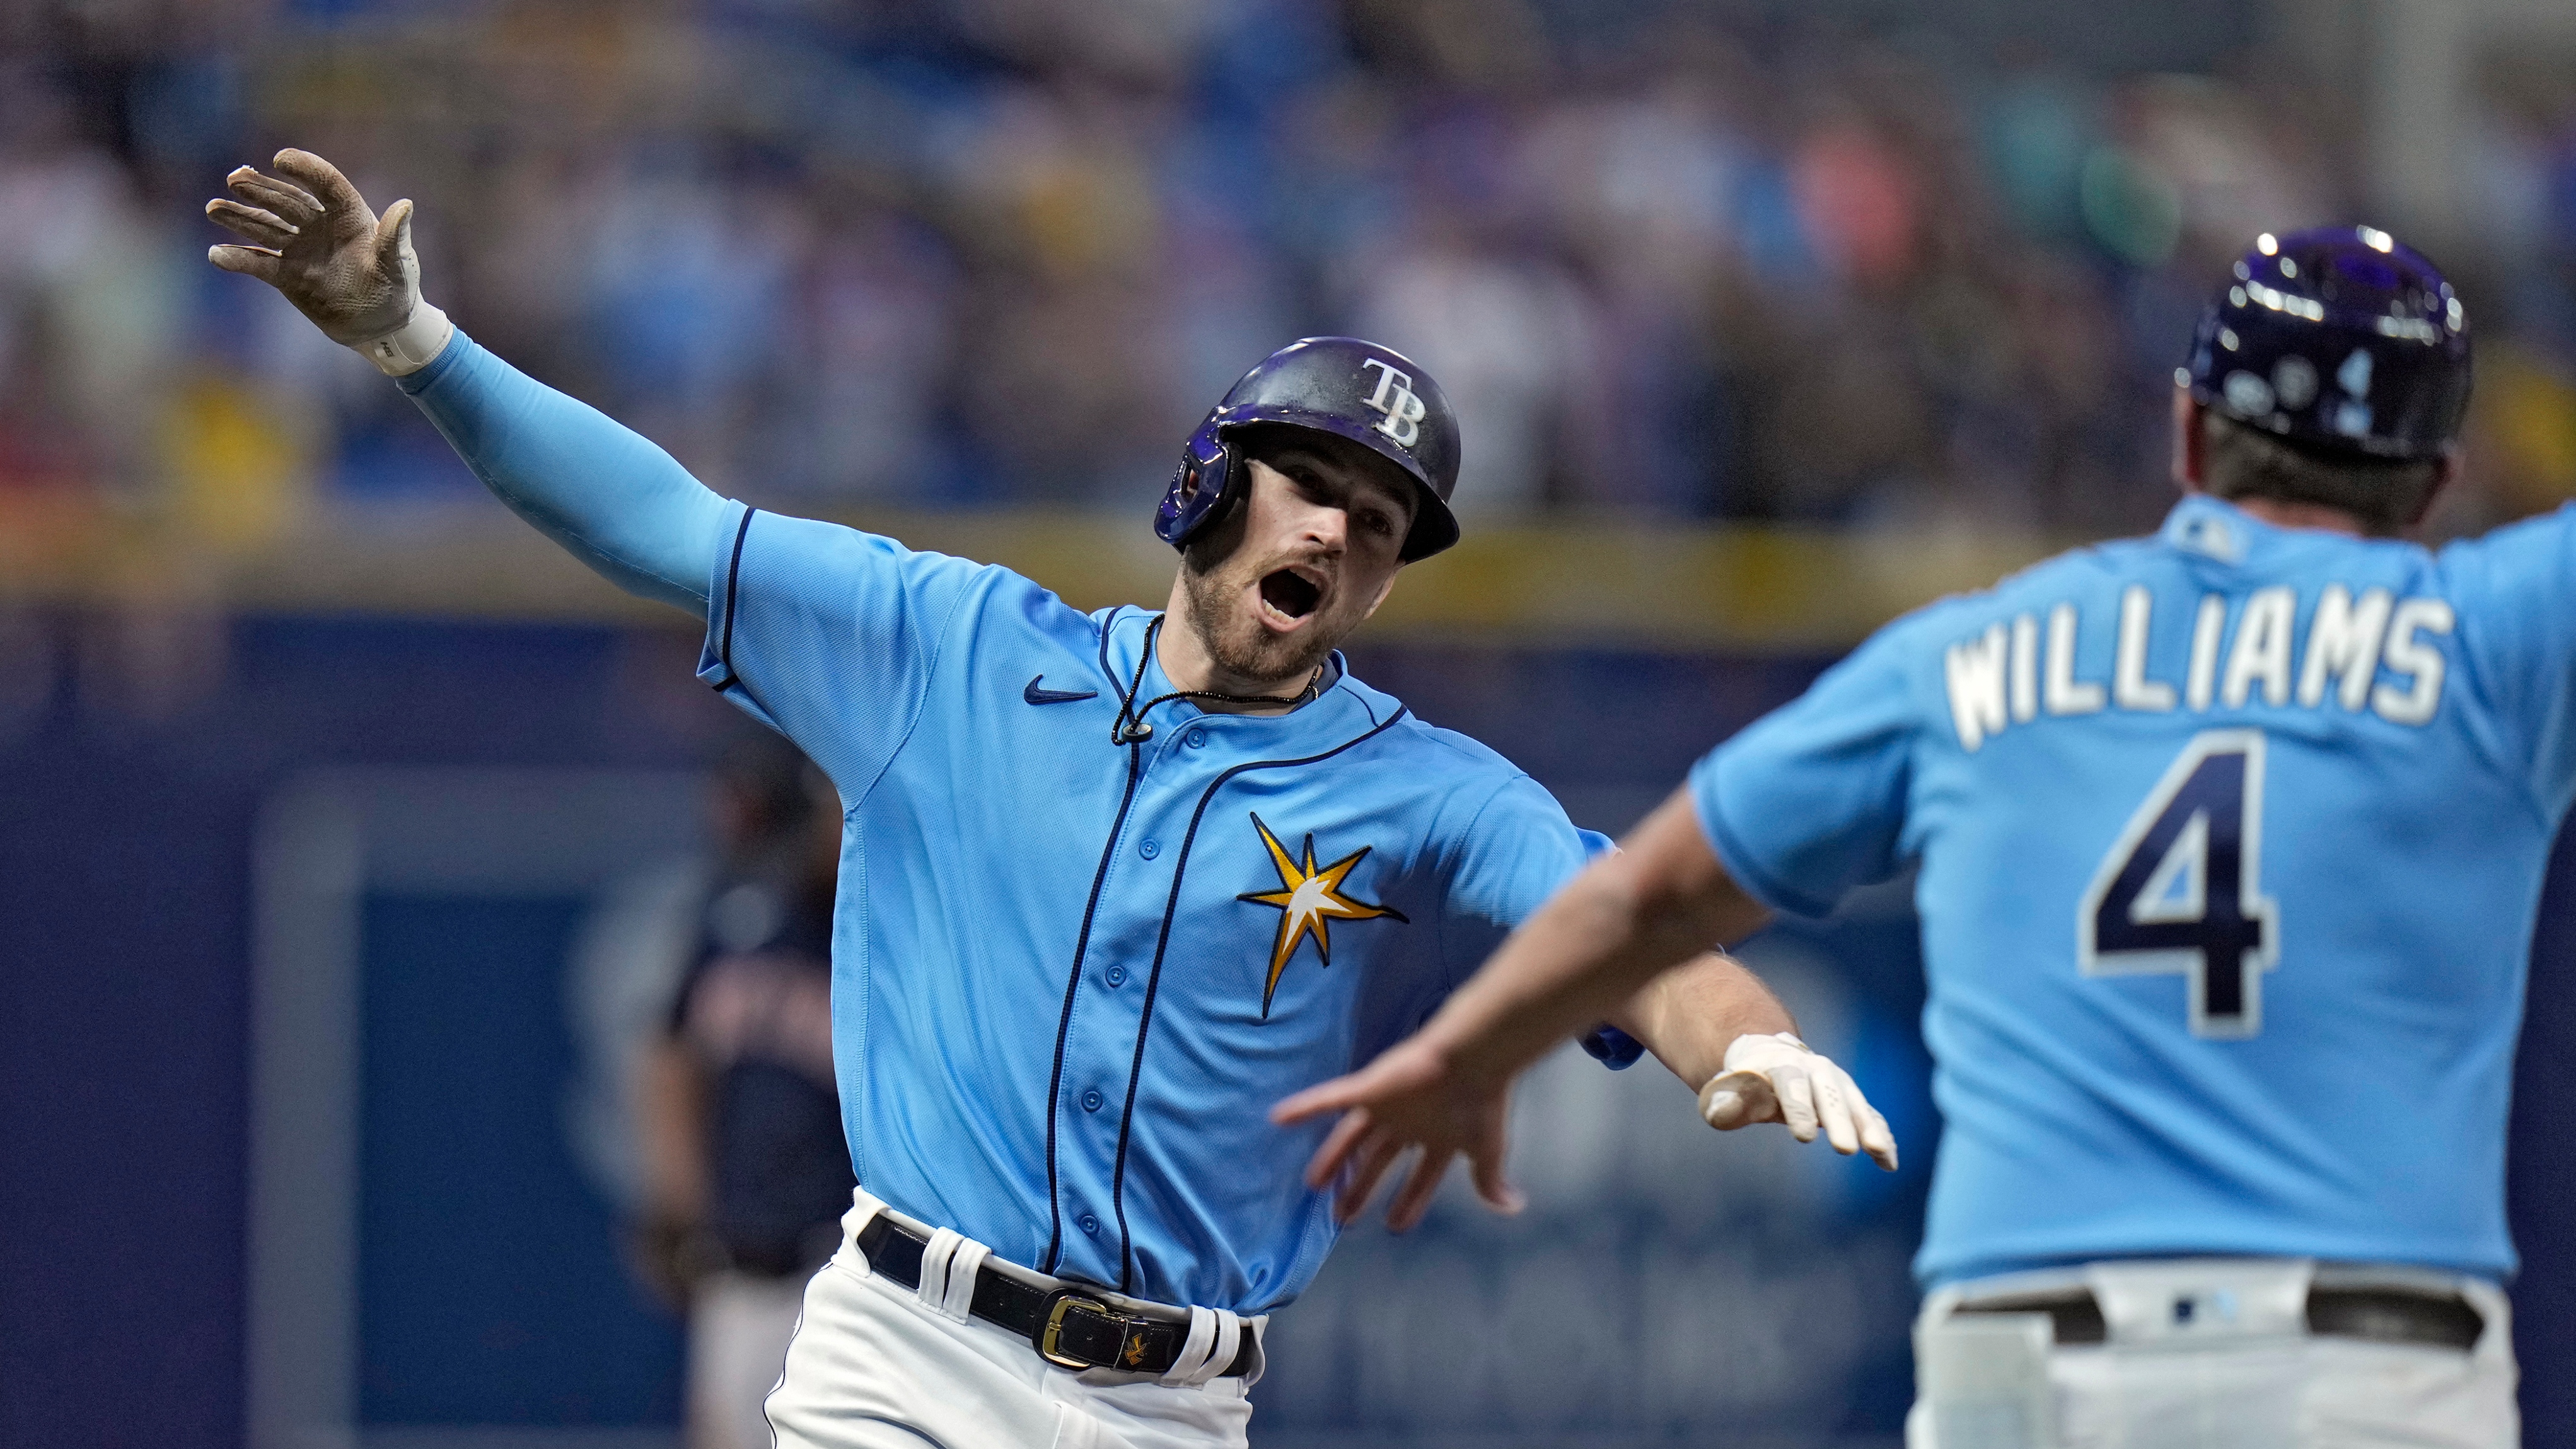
1156, 337, 1463, 562
2182, 225, 2471, 462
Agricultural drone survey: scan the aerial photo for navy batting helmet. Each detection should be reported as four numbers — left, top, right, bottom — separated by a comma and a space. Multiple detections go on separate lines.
2182, 226, 2470, 461
1156, 337, 1461, 562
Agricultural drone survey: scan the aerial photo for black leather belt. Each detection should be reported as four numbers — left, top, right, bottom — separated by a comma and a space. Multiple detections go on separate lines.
1956, 1282, 2485, 1351
854, 1214, 1258, 1378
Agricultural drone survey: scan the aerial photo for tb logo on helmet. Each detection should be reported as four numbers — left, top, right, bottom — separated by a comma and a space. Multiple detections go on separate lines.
1361, 358, 1428, 449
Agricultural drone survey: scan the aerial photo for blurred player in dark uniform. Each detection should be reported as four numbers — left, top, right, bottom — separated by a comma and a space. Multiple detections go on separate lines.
636, 735, 852, 1449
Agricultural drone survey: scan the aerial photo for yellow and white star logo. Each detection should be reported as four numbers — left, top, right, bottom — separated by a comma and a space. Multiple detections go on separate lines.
1237, 812, 1408, 1018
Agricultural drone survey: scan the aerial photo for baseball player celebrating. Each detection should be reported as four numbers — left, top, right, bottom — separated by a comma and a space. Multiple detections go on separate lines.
204, 151, 1894, 1448
1284, 227, 2532, 1446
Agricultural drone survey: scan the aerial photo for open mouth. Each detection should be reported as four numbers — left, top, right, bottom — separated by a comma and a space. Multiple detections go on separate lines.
1258, 567, 1323, 622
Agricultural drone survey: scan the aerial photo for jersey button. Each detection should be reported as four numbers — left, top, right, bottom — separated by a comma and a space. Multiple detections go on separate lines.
1186, 728, 1207, 748
1079, 1213, 1100, 1236
1081, 1089, 1105, 1112
1105, 965, 1127, 987
1139, 839, 1159, 859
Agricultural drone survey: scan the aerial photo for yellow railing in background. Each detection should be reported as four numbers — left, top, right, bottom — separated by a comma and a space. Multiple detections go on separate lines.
0, 503, 2064, 651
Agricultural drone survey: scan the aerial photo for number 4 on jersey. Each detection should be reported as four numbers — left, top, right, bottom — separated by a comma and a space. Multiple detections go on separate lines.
2078, 729, 2280, 1039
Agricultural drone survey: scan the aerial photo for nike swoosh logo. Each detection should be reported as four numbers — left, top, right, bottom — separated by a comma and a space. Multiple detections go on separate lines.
1024, 675, 1099, 706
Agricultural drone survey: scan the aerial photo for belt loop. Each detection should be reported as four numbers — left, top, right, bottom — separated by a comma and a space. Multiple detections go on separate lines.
1239, 1316, 1267, 1387
2457, 1276, 2510, 1361
941, 1238, 989, 1321
1206, 1310, 1243, 1385
1163, 1306, 1243, 1386
841, 1190, 884, 1279
1164, 1306, 1218, 1385
916, 1228, 970, 1320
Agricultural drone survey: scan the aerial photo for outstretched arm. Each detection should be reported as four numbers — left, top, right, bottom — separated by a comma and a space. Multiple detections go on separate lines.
1275, 787, 1896, 1229
206, 150, 731, 609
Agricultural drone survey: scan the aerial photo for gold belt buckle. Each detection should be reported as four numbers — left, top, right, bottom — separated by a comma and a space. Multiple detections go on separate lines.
1038, 1291, 1114, 1370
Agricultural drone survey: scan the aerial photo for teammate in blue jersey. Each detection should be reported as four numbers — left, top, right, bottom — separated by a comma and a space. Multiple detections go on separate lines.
204, 151, 1894, 1448
1285, 226, 2532, 1446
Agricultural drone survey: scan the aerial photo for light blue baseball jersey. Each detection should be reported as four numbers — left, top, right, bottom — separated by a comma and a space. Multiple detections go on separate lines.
398, 333, 1621, 1313
1692, 493, 2576, 1288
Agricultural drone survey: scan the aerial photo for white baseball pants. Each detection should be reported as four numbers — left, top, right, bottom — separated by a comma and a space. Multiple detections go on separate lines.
1908, 1258, 2519, 1449
763, 1194, 1258, 1449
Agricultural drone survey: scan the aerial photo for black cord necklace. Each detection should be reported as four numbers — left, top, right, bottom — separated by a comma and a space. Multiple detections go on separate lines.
1110, 615, 1322, 745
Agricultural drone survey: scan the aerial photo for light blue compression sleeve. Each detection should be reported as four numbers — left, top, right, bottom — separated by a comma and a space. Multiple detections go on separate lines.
394, 330, 735, 610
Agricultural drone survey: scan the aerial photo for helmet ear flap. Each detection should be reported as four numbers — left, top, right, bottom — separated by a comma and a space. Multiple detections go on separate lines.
1155, 416, 1247, 550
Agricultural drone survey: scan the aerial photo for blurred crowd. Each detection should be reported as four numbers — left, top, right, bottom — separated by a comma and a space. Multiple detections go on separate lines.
4, 0, 2576, 552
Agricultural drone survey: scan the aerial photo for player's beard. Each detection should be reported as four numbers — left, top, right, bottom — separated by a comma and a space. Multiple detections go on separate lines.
1177, 540, 1344, 689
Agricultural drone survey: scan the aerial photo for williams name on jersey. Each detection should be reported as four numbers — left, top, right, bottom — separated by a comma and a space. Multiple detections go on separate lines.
1942, 575, 2454, 752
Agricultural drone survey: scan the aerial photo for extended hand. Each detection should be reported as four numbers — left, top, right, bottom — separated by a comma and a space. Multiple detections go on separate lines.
1270, 1035, 1526, 1233
206, 150, 445, 372
1700, 1031, 1899, 1170
206, 149, 415, 342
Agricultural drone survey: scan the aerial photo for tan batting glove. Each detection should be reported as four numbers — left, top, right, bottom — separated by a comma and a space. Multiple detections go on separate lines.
204, 149, 451, 376
1698, 1031, 1899, 1170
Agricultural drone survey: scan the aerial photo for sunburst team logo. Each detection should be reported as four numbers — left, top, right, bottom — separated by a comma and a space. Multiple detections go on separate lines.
1237, 813, 1408, 1018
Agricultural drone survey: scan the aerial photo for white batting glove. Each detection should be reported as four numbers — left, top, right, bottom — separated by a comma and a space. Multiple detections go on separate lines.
1698, 1032, 1898, 1170
205, 149, 452, 376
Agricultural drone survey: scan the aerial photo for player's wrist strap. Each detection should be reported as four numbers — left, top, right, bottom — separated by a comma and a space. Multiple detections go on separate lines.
854, 1212, 1259, 1378
354, 302, 453, 377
